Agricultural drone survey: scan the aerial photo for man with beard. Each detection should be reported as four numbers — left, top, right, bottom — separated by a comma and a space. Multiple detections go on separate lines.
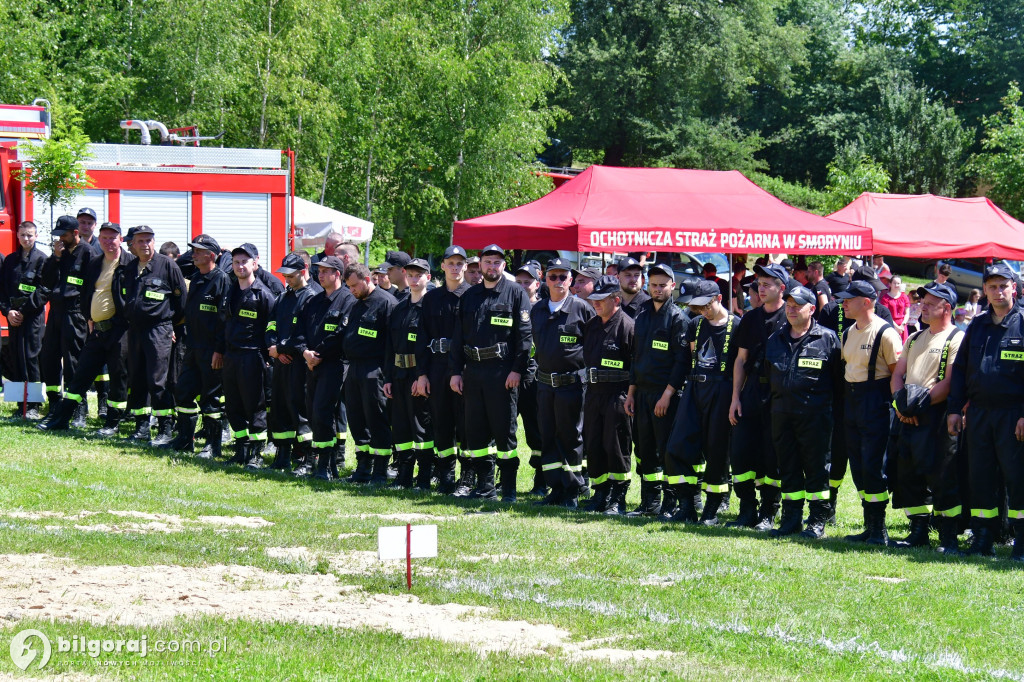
617, 257, 650, 319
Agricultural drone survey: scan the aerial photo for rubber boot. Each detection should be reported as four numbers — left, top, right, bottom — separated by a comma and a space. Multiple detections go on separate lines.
667, 486, 699, 523
314, 447, 333, 481
726, 495, 758, 528
753, 488, 781, 532
469, 457, 498, 501
269, 442, 292, 471
528, 466, 548, 497
699, 492, 726, 526
626, 480, 663, 517
865, 503, 890, 547
414, 450, 434, 491
36, 399, 76, 431
245, 442, 265, 470
498, 460, 519, 502
966, 525, 996, 557
936, 517, 963, 556
603, 480, 628, 515
71, 401, 88, 428
293, 446, 317, 477
453, 457, 475, 497
227, 440, 249, 464
1010, 525, 1024, 563
347, 453, 373, 484
800, 500, 830, 539
583, 482, 609, 512
770, 500, 804, 537
435, 456, 457, 494
161, 414, 197, 452
845, 504, 872, 543
127, 416, 151, 443
393, 452, 416, 489
149, 416, 175, 447
893, 515, 931, 549
369, 455, 390, 485
96, 408, 124, 438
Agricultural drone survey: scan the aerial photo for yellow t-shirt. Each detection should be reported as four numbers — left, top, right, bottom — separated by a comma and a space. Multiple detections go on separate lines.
904, 327, 962, 389
90, 257, 118, 323
842, 316, 903, 383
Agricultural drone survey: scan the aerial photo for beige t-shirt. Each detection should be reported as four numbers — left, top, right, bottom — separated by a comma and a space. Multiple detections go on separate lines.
90, 257, 118, 323
842, 316, 903, 383
904, 327, 962, 389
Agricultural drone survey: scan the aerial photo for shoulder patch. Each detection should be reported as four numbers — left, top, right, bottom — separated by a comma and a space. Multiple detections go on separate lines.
520, 310, 530, 323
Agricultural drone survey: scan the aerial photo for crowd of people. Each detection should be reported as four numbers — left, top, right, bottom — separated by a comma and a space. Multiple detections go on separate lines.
1, 211, 1022, 563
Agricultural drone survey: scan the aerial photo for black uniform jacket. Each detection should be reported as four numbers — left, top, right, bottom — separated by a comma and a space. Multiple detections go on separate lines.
220, 279, 275, 354
582, 308, 635, 384
450, 276, 533, 375
530, 296, 594, 374
0, 245, 48, 317
43, 241, 95, 309
765, 320, 842, 414
948, 307, 1024, 414
124, 253, 187, 327
267, 284, 317, 358
183, 267, 231, 352
299, 286, 356, 363
415, 281, 470, 378
385, 294, 424, 383
631, 297, 690, 391
342, 287, 395, 365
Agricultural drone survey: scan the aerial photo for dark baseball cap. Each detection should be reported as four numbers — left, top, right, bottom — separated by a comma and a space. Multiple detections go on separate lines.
852, 265, 885, 292
546, 257, 572, 272
784, 284, 816, 307
405, 258, 430, 272
317, 255, 345, 272
466, 256, 481, 266
373, 263, 388, 275
647, 263, 674, 280
98, 221, 121, 235
443, 245, 468, 260
132, 225, 155, 237
76, 207, 97, 220
231, 242, 258, 259
574, 267, 602, 281
588, 275, 622, 300
617, 256, 642, 271
277, 252, 307, 274
983, 262, 1015, 282
835, 280, 878, 301
189, 234, 221, 253
515, 263, 541, 280
51, 215, 80, 236
676, 281, 695, 304
124, 227, 136, 241
917, 281, 957, 307
688, 280, 723, 306
386, 250, 411, 269
480, 244, 505, 257
753, 263, 788, 283
779, 258, 794, 271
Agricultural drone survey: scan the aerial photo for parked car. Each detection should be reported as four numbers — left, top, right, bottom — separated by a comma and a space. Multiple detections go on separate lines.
646, 251, 730, 299
926, 258, 1021, 301
522, 250, 613, 273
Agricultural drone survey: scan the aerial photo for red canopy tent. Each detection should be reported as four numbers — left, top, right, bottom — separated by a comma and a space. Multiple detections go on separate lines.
453, 165, 872, 254
828, 193, 1024, 259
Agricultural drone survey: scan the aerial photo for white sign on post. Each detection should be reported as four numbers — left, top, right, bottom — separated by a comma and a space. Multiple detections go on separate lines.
3, 381, 45, 403
378, 524, 438, 560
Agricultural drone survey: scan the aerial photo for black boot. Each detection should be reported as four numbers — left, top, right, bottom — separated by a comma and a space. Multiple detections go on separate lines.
36, 399, 76, 431
603, 480, 628, 515
770, 501, 805, 537
293, 445, 317, 477
658, 485, 679, 519
96, 408, 124, 438
801, 500, 830, 539
535, 483, 564, 506
269, 442, 292, 471
469, 457, 497, 501
71, 401, 88, 428
369, 455, 390, 485
127, 416, 151, 443
330, 446, 342, 479
825, 486, 839, 525
314, 447, 333, 481
227, 440, 249, 464
346, 453, 372, 483
498, 460, 519, 502
196, 418, 223, 459
583, 482, 610, 513
966, 525, 996, 557
893, 515, 931, 549
752, 488, 781, 532
453, 457, 474, 497
936, 517, 963, 556
40, 391, 62, 425
845, 505, 872, 543
528, 466, 548, 496
699, 492, 726, 526
149, 416, 175, 447
414, 450, 434, 491
245, 442, 265, 469
626, 481, 663, 517
717, 489, 731, 515
1010, 525, 1024, 563
393, 452, 416, 488
435, 456, 457, 494
726, 495, 759, 528
161, 414, 197, 452
667, 485, 699, 523
865, 503, 890, 546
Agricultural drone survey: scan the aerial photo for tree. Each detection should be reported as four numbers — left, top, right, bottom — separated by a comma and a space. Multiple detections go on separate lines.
822, 151, 890, 214
971, 83, 1024, 219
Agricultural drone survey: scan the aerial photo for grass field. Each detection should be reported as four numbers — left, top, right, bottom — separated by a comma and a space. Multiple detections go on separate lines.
1, 400, 1022, 681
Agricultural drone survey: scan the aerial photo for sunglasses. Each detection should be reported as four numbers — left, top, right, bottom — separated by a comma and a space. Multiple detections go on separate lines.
547, 273, 569, 282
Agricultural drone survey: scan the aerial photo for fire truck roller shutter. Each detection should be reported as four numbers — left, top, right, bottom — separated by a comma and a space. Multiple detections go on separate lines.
120, 190, 191, 249
201, 193, 271, 265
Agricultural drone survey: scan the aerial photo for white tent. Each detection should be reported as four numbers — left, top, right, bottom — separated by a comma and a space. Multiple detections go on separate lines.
293, 196, 374, 245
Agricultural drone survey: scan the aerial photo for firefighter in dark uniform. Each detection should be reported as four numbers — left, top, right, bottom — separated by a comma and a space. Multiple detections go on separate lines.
764, 285, 843, 538
664, 279, 739, 524
341, 262, 396, 485
384, 258, 433, 488
837, 279, 903, 545
581, 276, 635, 514
450, 244, 533, 502
161, 235, 231, 457
0, 221, 49, 419
220, 243, 276, 468
624, 262, 689, 517
38, 223, 132, 434
264, 252, 318, 470
300, 256, 356, 480
514, 262, 545, 497
122, 225, 187, 446
617, 257, 650, 319
728, 263, 789, 530
530, 258, 594, 507
414, 246, 472, 494
948, 262, 1024, 560
890, 281, 963, 553
39, 215, 95, 424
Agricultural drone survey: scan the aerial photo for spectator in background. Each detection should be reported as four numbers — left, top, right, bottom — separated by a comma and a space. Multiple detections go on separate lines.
702, 262, 730, 300
826, 256, 852, 295
779, 258, 795, 277
872, 255, 893, 286
935, 262, 952, 286
745, 278, 762, 310
793, 262, 810, 286
953, 307, 968, 331
963, 289, 981, 322
807, 261, 831, 312
905, 290, 922, 335
880, 275, 911, 340
465, 257, 483, 286
731, 261, 747, 316
605, 262, 618, 276
159, 242, 180, 259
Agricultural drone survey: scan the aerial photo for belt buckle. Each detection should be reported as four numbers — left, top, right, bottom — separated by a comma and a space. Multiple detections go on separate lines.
693, 374, 707, 383
586, 368, 598, 384
551, 372, 564, 387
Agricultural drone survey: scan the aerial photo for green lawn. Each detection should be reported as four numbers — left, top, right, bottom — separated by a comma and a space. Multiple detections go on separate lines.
1, 400, 1021, 680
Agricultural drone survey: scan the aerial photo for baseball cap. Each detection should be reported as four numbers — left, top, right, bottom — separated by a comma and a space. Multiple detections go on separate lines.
983, 262, 1015, 282
617, 256, 642, 271
753, 263, 788, 283
574, 267, 601, 281
515, 263, 541, 280
835, 280, 878, 300
372, 263, 388, 275
917, 281, 957, 308
231, 242, 258, 259
132, 225, 155, 237
546, 257, 572, 272
77, 207, 97, 220
124, 227, 136, 242
317, 255, 345, 271
386, 250, 411, 269
405, 258, 430, 272
479, 244, 504, 257
189, 234, 221, 253
443, 245, 468, 260
647, 263, 674, 280
779, 258, 794, 271
676, 281, 695, 304
51, 215, 80, 236
852, 265, 885, 292
784, 284, 816, 306
277, 252, 307, 275
98, 222, 121, 235
466, 256, 481, 266
688, 280, 723, 306
588, 275, 622, 300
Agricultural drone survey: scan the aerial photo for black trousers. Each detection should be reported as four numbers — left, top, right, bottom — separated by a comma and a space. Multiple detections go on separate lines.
829, 387, 848, 489
666, 379, 731, 492
634, 387, 678, 486
965, 405, 1024, 529
537, 381, 585, 493
518, 377, 542, 466
391, 374, 433, 452
344, 360, 391, 456
772, 410, 832, 504
127, 322, 174, 418
41, 303, 87, 396
730, 378, 780, 498
583, 384, 631, 486
427, 365, 464, 461
174, 346, 224, 420
167, 327, 186, 398
268, 357, 311, 445
894, 401, 961, 517
462, 360, 519, 459
223, 349, 267, 441
844, 380, 891, 506
63, 325, 129, 410
6, 309, 45, 384
307, 359, 344, 450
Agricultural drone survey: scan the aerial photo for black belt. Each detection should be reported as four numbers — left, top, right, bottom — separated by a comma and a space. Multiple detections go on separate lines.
429, 338, 451, 354
466, 343, 507, 362
846, 378, 890, 392
394, 354, 416, 369
537, 370, 581, 387
93, 319, 116, 332
689, 373, 729, 383
584, 367, 630, 384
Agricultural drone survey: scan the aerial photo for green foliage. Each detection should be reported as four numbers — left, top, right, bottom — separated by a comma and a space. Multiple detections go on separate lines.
823, 151, 890, 214
748, 171, 831, 215
970, 82, 1024, 219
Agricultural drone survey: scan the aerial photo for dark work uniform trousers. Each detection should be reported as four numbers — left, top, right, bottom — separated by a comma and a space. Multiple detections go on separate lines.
41, 303, 88, 398
844, 379, 891, 506
894, 402, 961, 517
344, 361, 391, 456
427, 362, 465, 477
268, 358, 311, 445
772, 410, 832, 503
174, 347, 224, 422
63, 325, 129, 411
518, 377, 543, 468
391, 375, 433, 460
7, 310, 45, 383
730, 379, 780, 499
829, 388, 848, 490
167, 330, 186, 400
307, 359, 345, 454
583, 383, 631, 486
223, 350, 267, 442
634, 388, 678, 485
965, 405, 1024, 530
126, 322, 174, 418
537, 381, 585, 494
462, 360, 519, 460
335, 370, 349, 441
666, 380, 731, 493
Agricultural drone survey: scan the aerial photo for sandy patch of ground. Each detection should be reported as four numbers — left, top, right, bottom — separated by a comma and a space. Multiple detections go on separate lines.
263, 547, 439, 576
333, 512, 461, 522
1, 510, 274, 534
866, 576, 907, 584
461, 554, 536, 563
0, 674, 106, 682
